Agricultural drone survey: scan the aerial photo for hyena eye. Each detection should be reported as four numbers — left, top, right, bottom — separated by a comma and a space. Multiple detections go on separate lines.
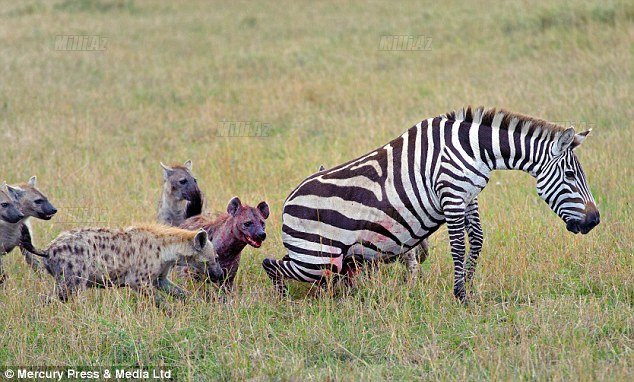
244, 221, 253, 228
34, 199, 44, 205
564, 170, 575, 180
1, 202, 8, 208
179, 179, 188, 185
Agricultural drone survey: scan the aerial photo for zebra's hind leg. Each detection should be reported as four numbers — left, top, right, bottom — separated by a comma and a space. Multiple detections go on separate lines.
464, 199, 484, 296
262, 258, 291, 297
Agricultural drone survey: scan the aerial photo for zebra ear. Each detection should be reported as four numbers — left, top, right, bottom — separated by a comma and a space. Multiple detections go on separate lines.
552, 127, 576, 156
571, 129, 591, 150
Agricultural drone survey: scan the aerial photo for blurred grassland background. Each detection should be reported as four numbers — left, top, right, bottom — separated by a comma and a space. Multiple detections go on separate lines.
0, 0, 632, 380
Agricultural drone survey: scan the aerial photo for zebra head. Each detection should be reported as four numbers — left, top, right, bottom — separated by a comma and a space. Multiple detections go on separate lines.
536, 127, 599, 234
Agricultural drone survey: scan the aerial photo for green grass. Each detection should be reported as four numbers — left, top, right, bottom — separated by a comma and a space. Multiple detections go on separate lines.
1, 0, 633, 380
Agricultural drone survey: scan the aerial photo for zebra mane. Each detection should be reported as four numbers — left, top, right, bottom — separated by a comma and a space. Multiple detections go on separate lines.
443, 106, 567, 136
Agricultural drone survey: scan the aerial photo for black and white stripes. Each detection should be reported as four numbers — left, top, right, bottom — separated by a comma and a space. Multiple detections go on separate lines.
263, 106, 599, 301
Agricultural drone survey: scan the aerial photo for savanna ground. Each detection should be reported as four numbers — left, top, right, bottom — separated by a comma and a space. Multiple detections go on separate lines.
1, 0, 633, 380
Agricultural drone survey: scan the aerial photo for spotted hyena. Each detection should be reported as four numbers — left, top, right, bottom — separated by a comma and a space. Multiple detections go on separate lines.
0, 181, 25, 284
30, 225, 223, 303
157, 160, 204, 226
7, 176, 58, 272
178, 197, 269, 292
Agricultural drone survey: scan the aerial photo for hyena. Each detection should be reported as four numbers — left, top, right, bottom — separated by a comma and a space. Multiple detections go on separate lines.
8, 176, 58, 272
178, 197, 269, 292
29, 225, 223, 303
157, 160, 204, 226
0, 181, 25, 284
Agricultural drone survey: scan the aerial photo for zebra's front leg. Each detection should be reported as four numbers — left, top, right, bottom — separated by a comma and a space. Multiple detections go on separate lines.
443, 205, 468, 303
464, 199, 484, 290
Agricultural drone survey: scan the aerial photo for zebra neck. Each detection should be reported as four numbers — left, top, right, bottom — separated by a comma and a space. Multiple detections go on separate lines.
476, 124, 549, 178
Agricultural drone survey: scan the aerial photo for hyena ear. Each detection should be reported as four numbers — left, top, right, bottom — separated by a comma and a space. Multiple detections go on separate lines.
227, 197, 242, 217
160, 162, 174, 180
552, 127, 576, 156
6, 185, 25, 201
0, 181, 6, 191
184, 160, 192, 171
257, 201, 270, 219
193, 229, 208, 251
28, 176, 37, 187
571, 129, 591, 150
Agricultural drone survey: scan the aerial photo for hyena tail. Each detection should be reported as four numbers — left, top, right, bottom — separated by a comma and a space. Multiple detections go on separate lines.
185, 188, 204, 219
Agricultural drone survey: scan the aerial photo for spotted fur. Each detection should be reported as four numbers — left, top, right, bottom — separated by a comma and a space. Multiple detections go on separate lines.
32, 224, 223, 302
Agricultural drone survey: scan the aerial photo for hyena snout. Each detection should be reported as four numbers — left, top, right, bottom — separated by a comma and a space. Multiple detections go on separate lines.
206, 261, 224, 281
38, 202, 58, 220
3, 206, 24, 223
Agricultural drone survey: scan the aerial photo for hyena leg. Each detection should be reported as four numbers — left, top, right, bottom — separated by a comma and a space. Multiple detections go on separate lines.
464, 199, 484, 287
19, 224, 43, 272
157, 277, 187, 299
56, 278, 81, 302
401, 239, 430, 276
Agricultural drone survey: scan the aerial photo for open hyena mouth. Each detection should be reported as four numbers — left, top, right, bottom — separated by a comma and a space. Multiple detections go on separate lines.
245, 236, 262, 248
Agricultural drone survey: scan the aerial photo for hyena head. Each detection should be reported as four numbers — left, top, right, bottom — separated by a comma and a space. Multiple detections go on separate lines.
0, 181, 24, 223
191, 229, 224, 281
536, 127, 599, 235
11, 176, 57, 220
160, 160, 201, 202
226, 197, 269, 248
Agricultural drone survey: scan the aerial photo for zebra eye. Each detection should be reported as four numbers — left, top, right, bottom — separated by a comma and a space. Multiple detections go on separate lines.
564, 170, 575, 180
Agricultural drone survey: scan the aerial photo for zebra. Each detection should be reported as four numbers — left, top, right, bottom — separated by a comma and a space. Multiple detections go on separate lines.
317, 164, 430, 277
262, 106, 600, 302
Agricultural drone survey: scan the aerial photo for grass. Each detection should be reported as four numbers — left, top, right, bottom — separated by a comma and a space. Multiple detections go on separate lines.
0, 0, 632, 380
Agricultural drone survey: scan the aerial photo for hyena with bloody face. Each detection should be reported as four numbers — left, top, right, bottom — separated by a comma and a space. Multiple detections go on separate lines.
29, 225, 223, 303
0, 181, 25, 284
157, 160, 204, 226
7, 176, 58, 272
178, 197, 269, 292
